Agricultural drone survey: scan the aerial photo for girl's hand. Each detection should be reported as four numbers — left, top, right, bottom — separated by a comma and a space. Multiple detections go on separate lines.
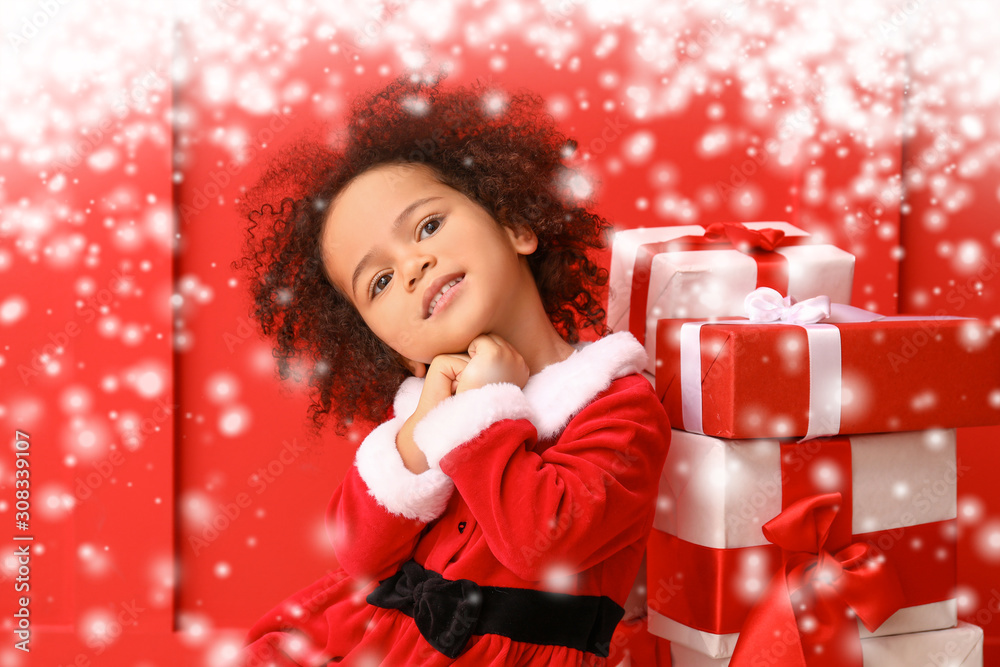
456, 334, 529, 393
420, 353, 471, 406
395, 336, 526, 472
396, 353, 469, 473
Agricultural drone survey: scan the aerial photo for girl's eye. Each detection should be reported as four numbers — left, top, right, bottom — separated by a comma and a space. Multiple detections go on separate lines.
371, 273, 391, 297
418, 216, 443, 240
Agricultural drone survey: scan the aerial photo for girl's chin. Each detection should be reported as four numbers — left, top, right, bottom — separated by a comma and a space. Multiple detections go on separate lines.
405, 322, 493, 361
416, 340, 479, 361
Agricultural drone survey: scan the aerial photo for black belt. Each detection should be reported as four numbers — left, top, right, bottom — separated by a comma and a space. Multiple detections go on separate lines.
366, 560, 624, 659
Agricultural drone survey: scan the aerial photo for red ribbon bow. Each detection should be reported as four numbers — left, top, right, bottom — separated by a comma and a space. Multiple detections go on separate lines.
700, 221, 787, 252
730, 493, 905, 667
628, 222, 807, 344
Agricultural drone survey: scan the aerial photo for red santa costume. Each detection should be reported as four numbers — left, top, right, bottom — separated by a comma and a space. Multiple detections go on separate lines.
240, 331, 671, 666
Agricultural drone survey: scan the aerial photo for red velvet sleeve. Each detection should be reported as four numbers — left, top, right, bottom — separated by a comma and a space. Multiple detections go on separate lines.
326, 398, 455, 580
325, 464, 429, 581
437, 375, 670, 581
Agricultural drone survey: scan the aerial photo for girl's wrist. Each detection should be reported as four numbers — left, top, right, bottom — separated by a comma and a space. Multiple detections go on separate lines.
396, 414, 430, 473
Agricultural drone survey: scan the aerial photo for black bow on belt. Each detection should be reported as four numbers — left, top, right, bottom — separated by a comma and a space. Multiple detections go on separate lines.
366, 560, 483, 658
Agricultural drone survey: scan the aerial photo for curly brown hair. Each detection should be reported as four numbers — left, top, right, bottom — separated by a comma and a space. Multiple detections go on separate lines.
232, 73, 613, 436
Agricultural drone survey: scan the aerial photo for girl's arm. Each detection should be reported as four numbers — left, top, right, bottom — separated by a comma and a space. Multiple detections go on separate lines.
411, 373, 670, 582
327, 379, 454, 581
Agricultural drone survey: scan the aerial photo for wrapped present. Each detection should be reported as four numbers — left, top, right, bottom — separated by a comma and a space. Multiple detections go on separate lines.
608, 222, 855, 373
655, 289, 1000, 439
646, 428, 958, 660
669, 621, 984, 667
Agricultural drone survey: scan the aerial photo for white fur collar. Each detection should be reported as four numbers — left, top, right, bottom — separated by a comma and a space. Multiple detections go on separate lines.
357, 331, 648, 521
392, 331, 647, 439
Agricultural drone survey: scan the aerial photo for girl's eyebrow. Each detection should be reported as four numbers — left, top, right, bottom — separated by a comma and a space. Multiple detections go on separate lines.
350, 196, 442, 297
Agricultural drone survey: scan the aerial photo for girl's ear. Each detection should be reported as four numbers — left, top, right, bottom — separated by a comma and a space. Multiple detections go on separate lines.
505, 224, 538, 256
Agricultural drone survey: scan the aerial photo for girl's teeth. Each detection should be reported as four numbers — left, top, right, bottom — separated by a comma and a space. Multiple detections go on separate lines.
428, 278, 462, 316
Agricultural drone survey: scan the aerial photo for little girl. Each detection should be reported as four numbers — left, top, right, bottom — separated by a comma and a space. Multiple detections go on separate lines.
234, 74, 670, 666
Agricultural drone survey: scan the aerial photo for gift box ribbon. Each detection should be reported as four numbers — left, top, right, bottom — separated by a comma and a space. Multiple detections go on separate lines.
647, 437, 956, 660
680, 287, 882, 440
729, 492, 906, 667
629, 223, 812, 345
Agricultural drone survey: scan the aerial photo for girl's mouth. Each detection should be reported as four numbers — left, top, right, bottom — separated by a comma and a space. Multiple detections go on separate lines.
426, 275, 464, 318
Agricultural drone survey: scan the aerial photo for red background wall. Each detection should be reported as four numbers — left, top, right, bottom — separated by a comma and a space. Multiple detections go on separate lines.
1, 1, 997, 664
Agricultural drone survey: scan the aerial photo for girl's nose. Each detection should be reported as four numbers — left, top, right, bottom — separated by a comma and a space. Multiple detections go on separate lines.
403, 254, 435, 290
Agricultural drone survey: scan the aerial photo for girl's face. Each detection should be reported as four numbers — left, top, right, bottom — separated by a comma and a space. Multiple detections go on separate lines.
320, 162, 538, 370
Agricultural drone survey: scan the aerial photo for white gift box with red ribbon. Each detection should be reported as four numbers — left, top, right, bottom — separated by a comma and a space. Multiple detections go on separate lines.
607, 222, 855, 374
645, 428, 959, 660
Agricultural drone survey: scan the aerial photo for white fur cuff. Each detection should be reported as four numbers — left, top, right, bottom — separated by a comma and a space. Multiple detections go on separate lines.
354, 417, 455, 523
412, 383, 533, 469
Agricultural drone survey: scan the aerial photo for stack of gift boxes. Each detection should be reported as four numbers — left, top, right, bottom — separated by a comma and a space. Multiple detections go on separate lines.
608, 222, 1000, 666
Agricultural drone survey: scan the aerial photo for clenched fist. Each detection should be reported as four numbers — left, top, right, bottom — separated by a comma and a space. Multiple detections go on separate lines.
395, 334, 528, 473
455, 334, 529, 393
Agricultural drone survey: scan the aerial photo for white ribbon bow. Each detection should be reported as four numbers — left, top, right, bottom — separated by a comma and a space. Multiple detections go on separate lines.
744, 287, 885, 325
744, 287, 832, 324
682, 288, 882, 441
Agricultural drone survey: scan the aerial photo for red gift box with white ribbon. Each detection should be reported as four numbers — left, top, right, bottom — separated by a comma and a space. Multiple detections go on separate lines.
646, 428, 959, 664
654, 288, 1000, 440
608, 222, 855, 374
